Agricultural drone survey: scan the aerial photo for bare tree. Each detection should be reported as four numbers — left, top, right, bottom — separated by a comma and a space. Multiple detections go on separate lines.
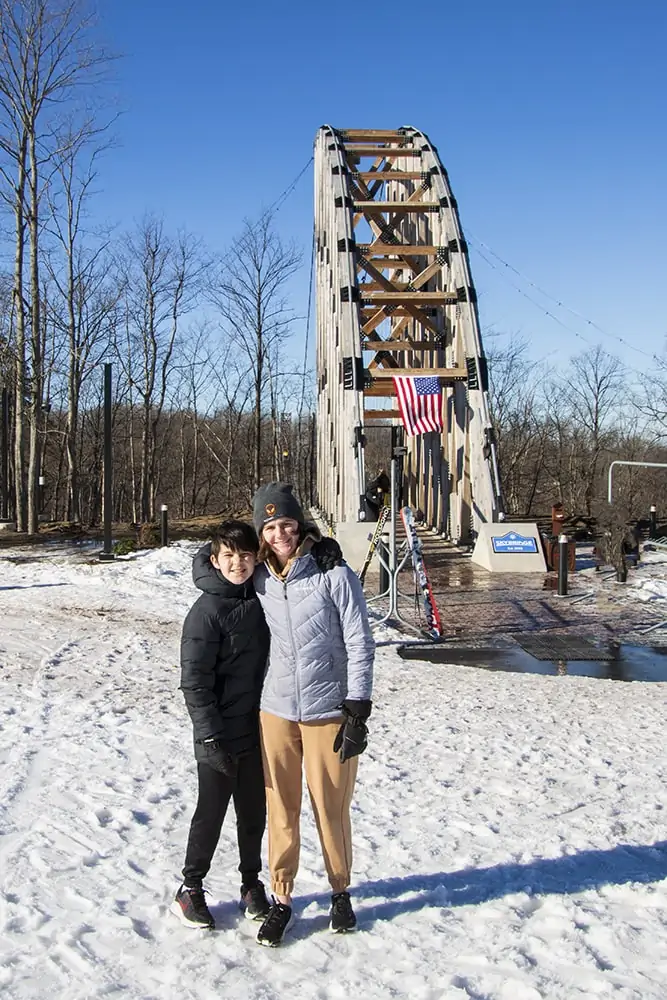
199, 336, 254, 508
167, 324, 213, 518
0, 0, 111, 531
45, 133, 119, 521
560, 346, 624, 516
118, 217, 206, 521
486, 335, 546, 513
635, 359, 667, 444
210, 214, 301, 492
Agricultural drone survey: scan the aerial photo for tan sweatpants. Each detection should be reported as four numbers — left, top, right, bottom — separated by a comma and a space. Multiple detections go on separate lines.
259, 711, 359, 896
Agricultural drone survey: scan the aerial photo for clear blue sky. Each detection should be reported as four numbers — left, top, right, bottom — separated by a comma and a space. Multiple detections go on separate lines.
99, 0, 667, 373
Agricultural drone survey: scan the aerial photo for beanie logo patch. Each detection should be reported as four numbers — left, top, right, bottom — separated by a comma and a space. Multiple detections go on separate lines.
265, 503, 276, 517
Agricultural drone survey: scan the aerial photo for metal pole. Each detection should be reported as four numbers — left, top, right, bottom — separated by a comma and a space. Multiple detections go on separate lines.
557, 533, 569, 596
1, 387, 8, 520
373, 447, 420, 635
650, 505, 657, 540
378, 531, 389, 595
387, 456, 398, 614
100, 363, 114, 562
160, 504, 168, 547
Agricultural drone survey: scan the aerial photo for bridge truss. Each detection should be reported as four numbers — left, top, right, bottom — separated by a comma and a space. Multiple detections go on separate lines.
314, 126, 503, 543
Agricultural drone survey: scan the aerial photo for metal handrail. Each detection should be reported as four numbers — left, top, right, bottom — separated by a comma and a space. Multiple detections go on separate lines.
607, 460, 667, 504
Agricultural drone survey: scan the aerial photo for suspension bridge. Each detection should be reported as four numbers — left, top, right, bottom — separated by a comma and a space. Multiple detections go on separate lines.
313, 126, 503, 554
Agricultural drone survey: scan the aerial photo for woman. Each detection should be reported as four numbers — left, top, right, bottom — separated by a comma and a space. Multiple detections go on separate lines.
251, 482, 375, 947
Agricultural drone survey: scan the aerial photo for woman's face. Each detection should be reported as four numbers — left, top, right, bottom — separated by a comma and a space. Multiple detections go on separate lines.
262, 517, 300, 561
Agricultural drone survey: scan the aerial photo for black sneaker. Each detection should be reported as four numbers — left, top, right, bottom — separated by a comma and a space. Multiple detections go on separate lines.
256, 897, 294, 947
330, 891, 356, 933
170, 884, 215, 929
240, 880, 271, 921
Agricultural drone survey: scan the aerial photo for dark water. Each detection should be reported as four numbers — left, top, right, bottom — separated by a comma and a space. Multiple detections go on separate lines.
397, 642, 667, 682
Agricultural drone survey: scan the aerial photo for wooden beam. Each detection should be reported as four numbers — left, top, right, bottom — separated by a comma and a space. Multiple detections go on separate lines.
354, 201, 440, 212
410, 259, 443, 288
364, 409, 401, 419
364, 384, 400, 397
358, 259, 447, 342
361, 308, 389, 336
358, 244, 441, 255
359, 281, 402, 292
363, 340, 443, 351
368, 368, 467, 379
360, 260, 416, 271
340, 130, 405, 142
344, 146, 423, 157
361, 308, 426, 318
361, 257, 442, 296
352, 171, 427, 180
389, 316, 412, 339
361, 306, 442, 318
362, 292, 458, 304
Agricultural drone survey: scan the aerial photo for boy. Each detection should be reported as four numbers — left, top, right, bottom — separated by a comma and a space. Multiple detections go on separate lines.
171, 520, 271, 929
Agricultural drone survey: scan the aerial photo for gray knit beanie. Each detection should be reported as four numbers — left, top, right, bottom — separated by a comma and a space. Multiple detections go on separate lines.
252, 482, 305, 533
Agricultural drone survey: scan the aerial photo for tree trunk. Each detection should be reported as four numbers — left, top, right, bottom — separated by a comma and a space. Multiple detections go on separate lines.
12, 134, 28, 531
27, 132, 42, 534
254, 302, 262, 490
141, 399, 151, 521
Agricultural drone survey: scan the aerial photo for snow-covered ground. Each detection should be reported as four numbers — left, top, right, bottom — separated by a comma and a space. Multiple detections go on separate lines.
1, 542, 666, 1000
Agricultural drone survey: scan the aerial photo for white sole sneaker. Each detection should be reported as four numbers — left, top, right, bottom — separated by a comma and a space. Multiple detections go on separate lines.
242, 905, 271, 921
257, 911, 295, 947
330, 920, 357, 933
169, 899, 214, 930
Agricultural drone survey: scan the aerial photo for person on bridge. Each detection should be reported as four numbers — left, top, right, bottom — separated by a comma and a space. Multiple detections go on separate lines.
364, 468, 391, 520
251, 482, 375, 947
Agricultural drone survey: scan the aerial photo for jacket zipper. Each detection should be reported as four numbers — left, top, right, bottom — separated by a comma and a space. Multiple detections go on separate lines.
283, 579, 302, 717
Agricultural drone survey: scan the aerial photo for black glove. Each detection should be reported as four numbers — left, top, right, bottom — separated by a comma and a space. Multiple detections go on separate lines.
333, 700, 372, 762
202, 738, 238, 779
312, 536, 344, 572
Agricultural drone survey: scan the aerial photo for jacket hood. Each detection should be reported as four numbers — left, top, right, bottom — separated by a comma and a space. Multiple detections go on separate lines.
192, 542, 255, 599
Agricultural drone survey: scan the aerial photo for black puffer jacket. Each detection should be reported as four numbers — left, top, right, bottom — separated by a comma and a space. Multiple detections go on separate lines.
180, 544, 270, 760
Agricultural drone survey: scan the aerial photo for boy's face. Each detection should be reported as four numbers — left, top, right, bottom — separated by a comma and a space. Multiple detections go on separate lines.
211, 544, 256, 585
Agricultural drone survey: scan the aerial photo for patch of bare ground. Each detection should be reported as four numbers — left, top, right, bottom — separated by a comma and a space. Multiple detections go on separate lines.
0, 512, 252, 549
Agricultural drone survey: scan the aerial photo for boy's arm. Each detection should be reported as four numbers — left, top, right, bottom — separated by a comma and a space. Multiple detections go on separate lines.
179, 604, 226, 742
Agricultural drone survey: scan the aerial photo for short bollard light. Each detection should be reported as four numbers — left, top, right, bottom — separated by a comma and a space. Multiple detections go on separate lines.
558, 533, 569, 596
160, 504, 169, 548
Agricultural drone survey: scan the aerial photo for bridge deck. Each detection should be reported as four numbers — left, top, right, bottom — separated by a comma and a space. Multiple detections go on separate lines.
364, 530, 665, 646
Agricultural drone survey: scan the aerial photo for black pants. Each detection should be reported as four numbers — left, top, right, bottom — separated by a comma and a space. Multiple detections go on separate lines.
182, 745, 266, 887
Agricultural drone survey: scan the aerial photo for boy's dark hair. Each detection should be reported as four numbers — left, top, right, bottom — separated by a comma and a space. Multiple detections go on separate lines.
211, 520, 260, 557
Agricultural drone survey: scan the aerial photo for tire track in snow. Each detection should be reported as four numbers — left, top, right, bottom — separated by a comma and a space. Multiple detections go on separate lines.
0, 631, 76, 831
0, 622, 174, 999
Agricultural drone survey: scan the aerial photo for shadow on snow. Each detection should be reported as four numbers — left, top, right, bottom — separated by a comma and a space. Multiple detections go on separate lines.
286, 840, 667, 934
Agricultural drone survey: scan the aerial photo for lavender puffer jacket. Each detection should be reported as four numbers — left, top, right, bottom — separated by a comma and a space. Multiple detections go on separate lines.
253, 553, 374, 722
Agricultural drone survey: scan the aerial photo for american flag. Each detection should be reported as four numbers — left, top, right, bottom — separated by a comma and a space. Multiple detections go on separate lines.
392, 375, 443, 437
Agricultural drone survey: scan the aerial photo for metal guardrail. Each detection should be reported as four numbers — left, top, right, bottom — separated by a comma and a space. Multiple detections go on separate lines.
646, 536, 667, 551
608, 460, 667, 504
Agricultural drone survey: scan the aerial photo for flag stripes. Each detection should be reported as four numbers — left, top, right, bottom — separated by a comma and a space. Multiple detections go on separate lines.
392, 376, 444, 437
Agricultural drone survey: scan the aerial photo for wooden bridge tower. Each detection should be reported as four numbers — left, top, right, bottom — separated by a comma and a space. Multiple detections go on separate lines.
314, 125, 503, 544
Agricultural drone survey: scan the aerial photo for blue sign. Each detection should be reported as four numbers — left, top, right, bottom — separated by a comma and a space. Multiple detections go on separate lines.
491, 531, 538, 554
